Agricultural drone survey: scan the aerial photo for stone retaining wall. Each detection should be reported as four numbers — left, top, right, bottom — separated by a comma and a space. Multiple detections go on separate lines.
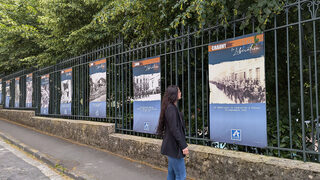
32, 116, 115, 148
0, 109, 35, 127
0, 109, 320, 179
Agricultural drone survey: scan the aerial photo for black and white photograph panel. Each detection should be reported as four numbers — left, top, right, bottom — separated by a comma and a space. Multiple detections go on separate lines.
133, 72, 161, 101
6, 85, 10, 97
61, 80, 72, 104
26, 81, 32, 103
41, 84, 49, 108
89, 72, 106, 102
209, 57, 266, 104
15, 83, 20, 103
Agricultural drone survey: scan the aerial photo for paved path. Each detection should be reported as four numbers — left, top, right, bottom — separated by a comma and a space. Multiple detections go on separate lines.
0, 138, 63, 180
0, 118, 167, 180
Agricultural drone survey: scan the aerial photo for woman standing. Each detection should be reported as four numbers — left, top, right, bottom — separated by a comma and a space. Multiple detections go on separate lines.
157, 85, 189, 180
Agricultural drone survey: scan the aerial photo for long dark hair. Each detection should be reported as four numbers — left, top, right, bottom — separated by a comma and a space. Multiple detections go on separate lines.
156, 85, 179, 136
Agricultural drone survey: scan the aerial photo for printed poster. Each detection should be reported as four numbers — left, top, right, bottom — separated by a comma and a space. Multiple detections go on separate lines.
132, 56, 161, 134
0, 79, 2, 104
41, 74, 50, 114
89, 59, 106, 118
15, 77, 20, 108
5, 80, 10, 108
26, 73, 33, 107
208, 33, 267, 147
60, 68, 72, 115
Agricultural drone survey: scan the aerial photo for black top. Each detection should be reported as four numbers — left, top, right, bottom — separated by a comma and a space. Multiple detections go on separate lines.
161, 103, 188, 159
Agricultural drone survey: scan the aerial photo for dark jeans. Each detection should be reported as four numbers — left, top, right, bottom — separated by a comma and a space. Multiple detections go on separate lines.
167, 156, 186, 180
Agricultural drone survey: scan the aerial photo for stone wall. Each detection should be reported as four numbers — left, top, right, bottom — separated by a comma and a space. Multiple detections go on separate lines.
0, 109, 320, 179
32, 117, 115, 148
0, 109, 35, 127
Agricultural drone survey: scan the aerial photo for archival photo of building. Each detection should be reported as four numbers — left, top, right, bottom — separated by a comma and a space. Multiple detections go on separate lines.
209, 57, 265, 104
133, 72, 161, 101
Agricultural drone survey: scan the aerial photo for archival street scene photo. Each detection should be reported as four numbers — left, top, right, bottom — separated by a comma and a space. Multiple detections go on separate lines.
0, 81, 2, 103
61, 70, 72, 104
41, 83, 49, 108
89, 72, 106, 102
6, 82, 10, 97
5, 81, 10, 107
15, 79, 20, 107
41, 75, 50, 114
209, 57, 266, 104
89, 59, 107, 118
60, 69, 72, 115
61, 80, 72, 104
26, 75, 33, 107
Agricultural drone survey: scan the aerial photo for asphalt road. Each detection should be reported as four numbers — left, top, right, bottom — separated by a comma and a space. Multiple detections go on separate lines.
0, 138, 63, 180
0, 118, 167, 180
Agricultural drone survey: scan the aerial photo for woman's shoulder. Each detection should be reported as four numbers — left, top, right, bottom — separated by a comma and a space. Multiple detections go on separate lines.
166, 103, 176, 109
165, 103, 176, 113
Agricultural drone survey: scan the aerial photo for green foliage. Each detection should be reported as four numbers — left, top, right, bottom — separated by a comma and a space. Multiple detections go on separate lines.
0, 0, 42, 71
0, 0, 285, 73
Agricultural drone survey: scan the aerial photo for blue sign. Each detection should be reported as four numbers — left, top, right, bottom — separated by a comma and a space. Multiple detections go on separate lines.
26, 74, 33, 108
5, 81, 10, 108
89, 59, 106, 118
40, 74, 50, 114
231, 129, 241, 141
132, 56, 161, 134
60, 69, 72, 115
208, 33, 267, 147
0, 80, 2, 104
15, 78, 20, 108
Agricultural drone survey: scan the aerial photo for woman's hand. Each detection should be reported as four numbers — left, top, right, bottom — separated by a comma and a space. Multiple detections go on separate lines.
182, 147, 189, 155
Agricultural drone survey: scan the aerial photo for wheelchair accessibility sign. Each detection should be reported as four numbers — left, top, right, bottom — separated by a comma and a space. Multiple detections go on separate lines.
144, 122, 150, 131
231, 129, 241, 141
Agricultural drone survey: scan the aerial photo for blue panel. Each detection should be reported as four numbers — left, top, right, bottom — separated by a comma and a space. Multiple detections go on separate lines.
60, 69, 72, 115
60, 103, 72, 115
208, 33, 267, 147
89, 102, 106, 118
89, 60, 106, 118
210, 103, 267, 147
40, 76, 49, 115
26, 76, 33, 107
132, 56, 161, 134
15, 80, 19, 108
133, 100, 161, 134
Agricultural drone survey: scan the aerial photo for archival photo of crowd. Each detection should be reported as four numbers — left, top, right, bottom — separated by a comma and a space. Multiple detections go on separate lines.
41, 82, 50, 108
209, 57, 266, 104
61, 79, 72, 104
133, 72, 161, 101
89, 72, 106, 102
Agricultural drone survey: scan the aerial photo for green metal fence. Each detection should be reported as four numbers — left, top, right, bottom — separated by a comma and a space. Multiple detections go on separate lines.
1, 0, 320, 162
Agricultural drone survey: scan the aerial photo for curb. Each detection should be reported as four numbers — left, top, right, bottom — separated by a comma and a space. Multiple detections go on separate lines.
0, 132, 87, 180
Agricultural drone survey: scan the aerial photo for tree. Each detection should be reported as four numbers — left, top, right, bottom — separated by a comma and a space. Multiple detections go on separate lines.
0, 0, 284, 73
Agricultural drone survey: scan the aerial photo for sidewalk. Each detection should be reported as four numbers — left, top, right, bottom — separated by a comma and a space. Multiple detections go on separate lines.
0, 118, 167, 180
